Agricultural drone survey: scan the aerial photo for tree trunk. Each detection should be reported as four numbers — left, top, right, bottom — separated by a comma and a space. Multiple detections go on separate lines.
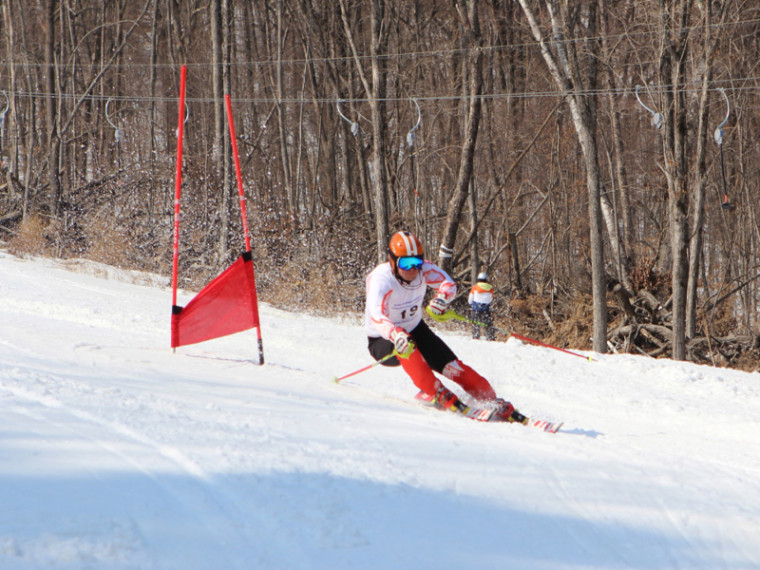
45, 0, 61, 217
339, 0, 389, 261
517, 0, 608, 352
600, 0, 632, 290
275, 0, 294, 220
439, 0, 482, 275
469, 178, 479, 283
210, 0, 229, 263
658, 0, 694, 360
1, 0, 17, 209
147, 0, 160, 221
367, 0, 390, 261
685, 74, 711, 340
686, 0, 725, 339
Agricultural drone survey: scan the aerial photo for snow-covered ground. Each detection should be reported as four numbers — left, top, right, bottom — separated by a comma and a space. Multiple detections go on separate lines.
1, 249, 759, 570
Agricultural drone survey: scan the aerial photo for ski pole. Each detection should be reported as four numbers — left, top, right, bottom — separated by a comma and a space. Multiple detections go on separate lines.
428, 307, 594, 361
334, 350, 398, 383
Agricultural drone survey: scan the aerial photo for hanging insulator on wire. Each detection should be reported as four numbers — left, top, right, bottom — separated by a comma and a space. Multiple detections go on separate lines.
635, 85, 663, 130
715, 88, 732, 211
406, 99, 421, 149
336, 99, 359, 137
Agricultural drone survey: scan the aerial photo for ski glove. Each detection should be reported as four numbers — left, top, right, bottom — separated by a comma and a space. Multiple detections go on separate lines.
427, 294, 450, 316
390, 327, 413, 359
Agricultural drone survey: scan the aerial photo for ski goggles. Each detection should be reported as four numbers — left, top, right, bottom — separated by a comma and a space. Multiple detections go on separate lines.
397, 255, 424, 271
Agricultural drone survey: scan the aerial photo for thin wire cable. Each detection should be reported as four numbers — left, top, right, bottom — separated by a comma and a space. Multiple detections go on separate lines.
5, 14, 759, 71
2, 81, 759, 108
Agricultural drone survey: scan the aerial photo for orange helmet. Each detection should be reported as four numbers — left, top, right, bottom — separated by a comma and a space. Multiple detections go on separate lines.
388, 230, 423, 258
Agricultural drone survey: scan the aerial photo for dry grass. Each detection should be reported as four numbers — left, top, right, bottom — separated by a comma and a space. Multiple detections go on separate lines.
84, 211, 132, 268
8, 215, 47, 257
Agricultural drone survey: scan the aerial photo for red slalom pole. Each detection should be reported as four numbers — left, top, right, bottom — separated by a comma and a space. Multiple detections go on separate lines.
171, 65, 187, 308
430, 308, 594, 361
509, 332, 593, 361
225, 93, 265, 365
224, 94, 251, 252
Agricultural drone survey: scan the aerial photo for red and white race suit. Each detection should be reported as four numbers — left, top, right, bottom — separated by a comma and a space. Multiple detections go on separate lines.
364, 261, 455, 340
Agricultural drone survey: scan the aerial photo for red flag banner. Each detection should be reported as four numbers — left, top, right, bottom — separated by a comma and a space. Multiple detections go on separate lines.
171, 252, 260, 348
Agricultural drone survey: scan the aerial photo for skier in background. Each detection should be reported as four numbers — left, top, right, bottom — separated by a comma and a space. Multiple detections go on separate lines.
468, 272, 496, 341
364, 230, 525, 423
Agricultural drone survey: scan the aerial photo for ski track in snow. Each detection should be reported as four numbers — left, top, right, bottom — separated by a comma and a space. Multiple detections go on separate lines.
1, 251, 759, 569
1, 369, 263, 569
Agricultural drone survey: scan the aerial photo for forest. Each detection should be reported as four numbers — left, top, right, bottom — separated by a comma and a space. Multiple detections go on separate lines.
1, 0, 759, 368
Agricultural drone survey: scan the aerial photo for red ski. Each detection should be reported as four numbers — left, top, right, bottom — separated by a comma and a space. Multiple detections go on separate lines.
527, 418, 564, 434
414, 390, 562, 433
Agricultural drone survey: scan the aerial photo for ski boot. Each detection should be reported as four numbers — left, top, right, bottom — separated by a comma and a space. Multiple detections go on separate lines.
508, 409, 528, 424
434, 387, 469, 414
491, 398, 528, 424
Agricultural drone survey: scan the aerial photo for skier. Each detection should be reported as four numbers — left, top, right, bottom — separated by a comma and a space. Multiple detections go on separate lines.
364, 230, 524, 422
468, 272, 496, 341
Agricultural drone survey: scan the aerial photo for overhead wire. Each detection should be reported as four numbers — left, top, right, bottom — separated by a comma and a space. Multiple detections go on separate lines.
1, 80, 759, 108
1, 13, 758, 107
5, 13, 760, 71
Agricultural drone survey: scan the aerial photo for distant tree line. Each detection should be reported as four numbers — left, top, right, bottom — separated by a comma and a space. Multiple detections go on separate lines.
1, 0, 758, 365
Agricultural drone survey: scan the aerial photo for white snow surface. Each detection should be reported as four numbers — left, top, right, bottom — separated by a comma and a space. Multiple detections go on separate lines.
1, 250, 759, 570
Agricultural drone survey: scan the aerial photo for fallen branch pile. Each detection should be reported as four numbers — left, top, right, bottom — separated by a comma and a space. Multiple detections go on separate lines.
606, 282, 760, 369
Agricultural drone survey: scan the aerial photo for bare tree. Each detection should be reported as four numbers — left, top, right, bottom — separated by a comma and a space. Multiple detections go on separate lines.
339, 0, 390, 261
439, 0, 483, 275
685, 1, 730, 339
44, 0, 61, 217
517, 0, 608, 352
653, 0, 729, 359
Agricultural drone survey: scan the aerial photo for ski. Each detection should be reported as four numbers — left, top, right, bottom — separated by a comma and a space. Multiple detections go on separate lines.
414, 390, 562, 433
528, 418, 564, 434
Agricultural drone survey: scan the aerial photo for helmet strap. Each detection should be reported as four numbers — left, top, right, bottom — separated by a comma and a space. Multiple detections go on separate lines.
388, 254, 414, 285
396, 270, 412, 285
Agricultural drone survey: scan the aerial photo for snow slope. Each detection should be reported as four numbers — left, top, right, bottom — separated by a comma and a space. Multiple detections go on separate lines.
1, 250, 759, 570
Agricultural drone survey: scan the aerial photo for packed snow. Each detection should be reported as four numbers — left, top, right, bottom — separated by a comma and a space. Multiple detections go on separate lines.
1, 249, 759, 570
